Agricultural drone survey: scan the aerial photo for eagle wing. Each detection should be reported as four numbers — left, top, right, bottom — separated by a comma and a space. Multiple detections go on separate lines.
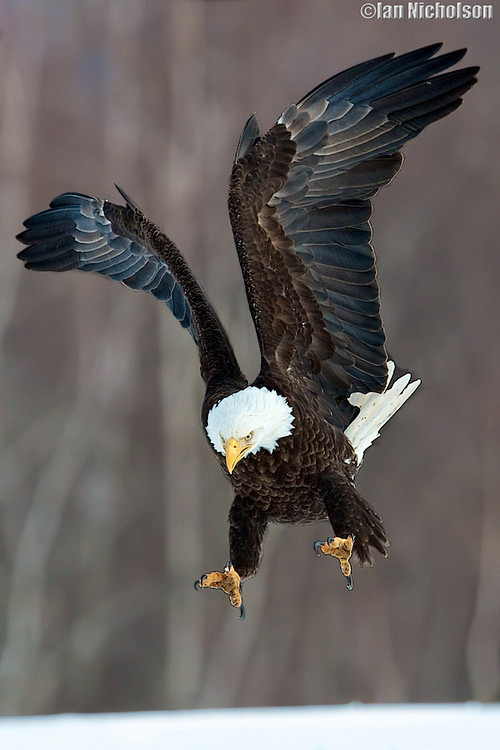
228, 44, 478, 426
17, 189, 244, 385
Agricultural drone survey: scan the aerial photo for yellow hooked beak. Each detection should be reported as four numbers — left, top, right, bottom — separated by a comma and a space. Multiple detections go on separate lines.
225, 438, 251, 474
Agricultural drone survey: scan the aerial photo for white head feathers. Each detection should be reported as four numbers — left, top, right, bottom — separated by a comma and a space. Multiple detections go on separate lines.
206, 386, 295, 456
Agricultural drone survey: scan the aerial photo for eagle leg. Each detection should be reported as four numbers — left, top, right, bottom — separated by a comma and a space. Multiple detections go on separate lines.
314, 534, 355, 589
194, 562, 245, 619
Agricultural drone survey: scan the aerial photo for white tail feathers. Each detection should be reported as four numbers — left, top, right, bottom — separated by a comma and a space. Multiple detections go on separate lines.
344, 361, 421, 465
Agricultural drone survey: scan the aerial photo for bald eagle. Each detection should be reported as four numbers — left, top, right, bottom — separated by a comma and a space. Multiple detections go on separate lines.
17, 45, 477, 619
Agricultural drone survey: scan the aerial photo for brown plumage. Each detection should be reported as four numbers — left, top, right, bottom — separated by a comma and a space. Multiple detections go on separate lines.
16, 45, 478, 615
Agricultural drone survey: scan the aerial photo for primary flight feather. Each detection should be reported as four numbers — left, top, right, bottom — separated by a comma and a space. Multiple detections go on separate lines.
17, 44, 478, 618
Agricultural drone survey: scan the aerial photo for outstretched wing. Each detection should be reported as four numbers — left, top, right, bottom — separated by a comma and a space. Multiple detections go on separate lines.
17, 189, 244, 385
18, 190, 195, 333
229, 44, 478, 426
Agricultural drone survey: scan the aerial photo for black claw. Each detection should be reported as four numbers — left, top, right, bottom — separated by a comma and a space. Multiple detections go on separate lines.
350, 534, 356, 544
225, 560, 232, 571
314, 540, 324, 557
238, 603, 246, 621
346, 575, 354, 591
194, 574, 206, 592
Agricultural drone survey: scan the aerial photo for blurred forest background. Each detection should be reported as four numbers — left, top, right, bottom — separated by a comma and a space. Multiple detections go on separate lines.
0, 0, 498, 716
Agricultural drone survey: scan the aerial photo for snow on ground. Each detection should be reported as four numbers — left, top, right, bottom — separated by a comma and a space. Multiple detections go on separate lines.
1, 704, 499, 750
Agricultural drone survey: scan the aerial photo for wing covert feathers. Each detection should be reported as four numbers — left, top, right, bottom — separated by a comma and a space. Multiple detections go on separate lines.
230, 44, 477, 426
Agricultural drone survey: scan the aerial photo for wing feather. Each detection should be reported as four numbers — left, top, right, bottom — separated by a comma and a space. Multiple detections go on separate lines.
18, 191, 245, 385
229, 44, 478, 426
18, 192, 196, 335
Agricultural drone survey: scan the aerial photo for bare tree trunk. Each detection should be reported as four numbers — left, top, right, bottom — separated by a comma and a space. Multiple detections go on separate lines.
158, 2, 206, 708
0, 14, 49, 714
466, 426, 500, 700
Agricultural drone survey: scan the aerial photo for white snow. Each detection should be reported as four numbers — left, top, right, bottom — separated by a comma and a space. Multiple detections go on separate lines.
0, 704, 499, 750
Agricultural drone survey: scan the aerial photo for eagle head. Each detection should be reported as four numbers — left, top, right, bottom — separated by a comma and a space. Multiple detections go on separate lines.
205, 386, 295, 473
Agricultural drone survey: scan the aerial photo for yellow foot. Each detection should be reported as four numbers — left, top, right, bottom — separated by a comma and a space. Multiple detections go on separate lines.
314, 535, 355, 590
194, 562, 245, 619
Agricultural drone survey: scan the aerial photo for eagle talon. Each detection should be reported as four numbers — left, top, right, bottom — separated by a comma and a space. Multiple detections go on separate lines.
194, 575, 206, 592
314, 540, 324, 557
315, 534, 355, 584
194, 564, 243, 616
